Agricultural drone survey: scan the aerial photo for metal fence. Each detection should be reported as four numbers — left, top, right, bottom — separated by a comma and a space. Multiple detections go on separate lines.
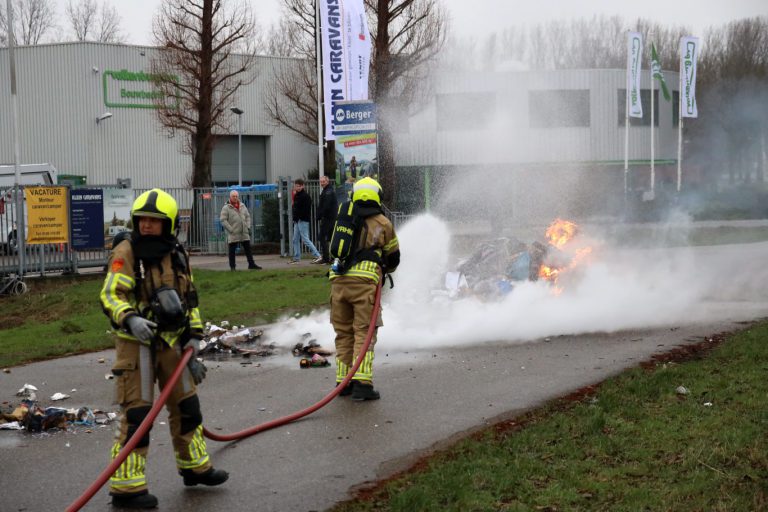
0, 181, 410, 277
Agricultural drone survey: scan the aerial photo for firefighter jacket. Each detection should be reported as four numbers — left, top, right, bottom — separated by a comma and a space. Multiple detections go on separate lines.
329, 213, 399, 284
219, 201, 252, 244
100, 239, 203, 347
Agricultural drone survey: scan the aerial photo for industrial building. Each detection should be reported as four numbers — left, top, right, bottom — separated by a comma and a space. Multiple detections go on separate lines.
0, 42, 680, 220
0, 42, 317, 188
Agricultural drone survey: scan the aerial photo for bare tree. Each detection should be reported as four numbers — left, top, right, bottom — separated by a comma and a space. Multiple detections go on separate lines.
0, 0, 56, 46
151, 0, 259, 188
264, 0, 320, 147
366, 0, 448, 202
65, 0, 124, 43
266, 0, 447, 199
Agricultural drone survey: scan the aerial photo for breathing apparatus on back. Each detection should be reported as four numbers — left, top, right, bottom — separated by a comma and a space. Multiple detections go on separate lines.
329, 178, 384, 274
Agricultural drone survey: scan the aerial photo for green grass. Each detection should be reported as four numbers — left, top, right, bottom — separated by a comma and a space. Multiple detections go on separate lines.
0, 267, 330, 368
332, 325, 768, 512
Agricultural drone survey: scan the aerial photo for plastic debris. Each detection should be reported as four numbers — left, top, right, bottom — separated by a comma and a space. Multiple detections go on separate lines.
50, 393, 71, 401
16, 384, 38, 401
2, 368, 10, 374
675, 386, 689, 395
300, 354, 330, 368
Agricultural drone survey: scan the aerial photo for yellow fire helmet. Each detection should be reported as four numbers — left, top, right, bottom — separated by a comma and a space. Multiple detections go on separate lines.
131, 188, 179, 237
352, 177, 382, 205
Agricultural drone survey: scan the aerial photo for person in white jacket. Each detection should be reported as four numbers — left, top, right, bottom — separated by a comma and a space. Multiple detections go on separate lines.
219, 190, 261, 271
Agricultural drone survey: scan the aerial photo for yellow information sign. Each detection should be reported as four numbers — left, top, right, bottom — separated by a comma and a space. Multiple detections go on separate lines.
25, 186, 70, 244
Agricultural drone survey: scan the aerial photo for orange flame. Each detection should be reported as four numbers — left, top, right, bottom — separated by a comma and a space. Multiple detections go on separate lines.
544, 218, 578, 248
538, 218, 591, 292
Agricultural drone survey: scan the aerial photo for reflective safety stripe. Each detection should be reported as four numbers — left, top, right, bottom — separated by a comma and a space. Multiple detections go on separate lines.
109, 442, 147, 489
354, 351, 375, 382
329, 260, 380, 283
336, 358, 350, 383
383, 236, 398, 252
176, 425, 210, 469
100, 272, 137, 325
189, 308, 203, 330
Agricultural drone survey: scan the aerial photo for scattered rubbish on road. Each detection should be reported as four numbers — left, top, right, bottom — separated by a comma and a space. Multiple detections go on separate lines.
2, 389, 117, 434
16, 384, 38, 401
2, 368, 10, 374
299, 354, 330, 368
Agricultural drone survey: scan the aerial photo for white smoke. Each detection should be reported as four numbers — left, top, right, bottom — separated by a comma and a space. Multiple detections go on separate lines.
266, 213, 768, 354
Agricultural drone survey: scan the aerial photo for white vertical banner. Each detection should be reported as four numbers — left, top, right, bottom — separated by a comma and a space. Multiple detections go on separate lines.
679, 36, 699, 118
319, 0, 371, 141
627, 31, 643, 118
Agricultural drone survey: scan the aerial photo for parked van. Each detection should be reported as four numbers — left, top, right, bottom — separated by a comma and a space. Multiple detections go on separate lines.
0, 164, 58, 254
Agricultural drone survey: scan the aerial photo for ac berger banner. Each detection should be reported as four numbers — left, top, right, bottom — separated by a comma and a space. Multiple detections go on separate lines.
25, 186, 69, 244
336, 132, 378, 184
320, 0, 371, 141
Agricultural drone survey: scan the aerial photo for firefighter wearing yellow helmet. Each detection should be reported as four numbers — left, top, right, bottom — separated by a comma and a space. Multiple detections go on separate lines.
99, 189, 228, 509
329, 177, 400, 400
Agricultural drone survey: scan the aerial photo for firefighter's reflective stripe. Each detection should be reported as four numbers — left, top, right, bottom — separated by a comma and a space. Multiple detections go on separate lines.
100, 272, 137, 325
329, 259, 381, 283
354, 351, 375, 382
109, 443, 147, 490
189, 307, 203, 331
336, 358, 350, 384
175, 425, 210, 469
383, 236, 398, 252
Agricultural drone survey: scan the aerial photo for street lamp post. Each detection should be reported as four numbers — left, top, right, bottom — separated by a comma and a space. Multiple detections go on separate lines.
230, 107, 244, 186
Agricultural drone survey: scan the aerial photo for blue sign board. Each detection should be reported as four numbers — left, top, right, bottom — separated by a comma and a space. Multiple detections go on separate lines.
331, 101, 377, 136
69, 188, 105, 250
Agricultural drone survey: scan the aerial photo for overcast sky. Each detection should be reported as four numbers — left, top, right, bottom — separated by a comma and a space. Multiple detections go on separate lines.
98, 0, 767, 46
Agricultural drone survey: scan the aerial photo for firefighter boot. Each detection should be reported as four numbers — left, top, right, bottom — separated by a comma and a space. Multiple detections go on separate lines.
110, 490, 159, 509
180, 467, 230, 487
351, 382, 380, 401
336, 381, 353, 396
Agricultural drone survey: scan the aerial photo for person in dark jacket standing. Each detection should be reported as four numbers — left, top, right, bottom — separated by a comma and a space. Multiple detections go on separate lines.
316, 175, 338, 264
290, 179, 323, 264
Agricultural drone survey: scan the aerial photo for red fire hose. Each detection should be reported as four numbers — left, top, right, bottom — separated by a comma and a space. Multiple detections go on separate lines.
66, 282, 383, 512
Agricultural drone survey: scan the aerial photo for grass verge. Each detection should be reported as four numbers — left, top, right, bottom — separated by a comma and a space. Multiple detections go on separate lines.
0, 267, 330, 368
332, 325, 768, 512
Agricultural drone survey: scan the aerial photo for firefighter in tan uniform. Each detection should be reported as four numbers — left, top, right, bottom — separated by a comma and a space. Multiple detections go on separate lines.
329, 177, 400, 400
100, 189, 228, 509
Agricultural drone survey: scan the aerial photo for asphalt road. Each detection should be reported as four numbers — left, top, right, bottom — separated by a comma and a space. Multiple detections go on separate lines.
1, 241, 767, 511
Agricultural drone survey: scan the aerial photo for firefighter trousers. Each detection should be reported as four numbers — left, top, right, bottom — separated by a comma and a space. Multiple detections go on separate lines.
330, 278, 383, 384
109, 339, 212, 495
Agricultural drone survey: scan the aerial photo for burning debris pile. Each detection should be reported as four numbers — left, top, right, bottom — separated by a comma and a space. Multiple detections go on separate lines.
1, 384, 116, 433
292, 333, 333, 368
199, 323, 335, 367
199, 321, 273, 357
440, 219, 592, 300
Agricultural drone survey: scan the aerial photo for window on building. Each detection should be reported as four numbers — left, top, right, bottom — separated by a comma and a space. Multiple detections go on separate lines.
672, 90, 680, 127
436, 92, 496, 131
528, 89, 590, 128
617, 89, 660, 126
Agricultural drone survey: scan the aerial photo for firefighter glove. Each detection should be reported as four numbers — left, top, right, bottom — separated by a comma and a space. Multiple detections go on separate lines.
125, 315, 158, 344
187, 358, 207, 385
